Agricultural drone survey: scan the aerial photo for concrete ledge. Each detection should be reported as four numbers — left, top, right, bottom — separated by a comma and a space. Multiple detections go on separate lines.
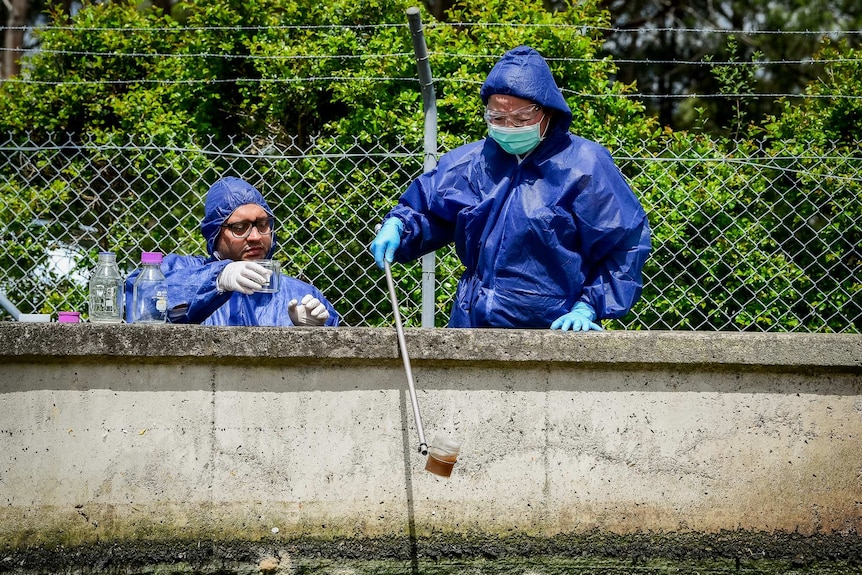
1, 323, 860, 370
1, 324, 860, 557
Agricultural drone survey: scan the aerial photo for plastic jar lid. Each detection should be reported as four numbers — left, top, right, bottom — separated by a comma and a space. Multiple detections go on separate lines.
57, 311, 81, 323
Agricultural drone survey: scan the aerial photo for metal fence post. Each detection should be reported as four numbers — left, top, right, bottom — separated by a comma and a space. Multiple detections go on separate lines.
406, 6, 438, 328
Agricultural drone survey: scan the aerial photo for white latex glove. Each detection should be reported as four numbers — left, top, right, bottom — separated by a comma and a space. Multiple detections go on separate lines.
217, 261, 272, 295
288, 294, 330, 326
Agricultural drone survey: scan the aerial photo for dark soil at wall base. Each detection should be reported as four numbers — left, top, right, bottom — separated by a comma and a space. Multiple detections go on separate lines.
1, 531, 860, 574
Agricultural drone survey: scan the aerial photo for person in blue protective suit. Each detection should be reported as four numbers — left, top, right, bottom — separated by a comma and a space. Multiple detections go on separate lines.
125, 176, 339, 326
370, 45, 650, 331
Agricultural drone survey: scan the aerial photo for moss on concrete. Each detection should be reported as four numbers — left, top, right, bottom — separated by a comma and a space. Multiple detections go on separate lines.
1, 531, 859, 574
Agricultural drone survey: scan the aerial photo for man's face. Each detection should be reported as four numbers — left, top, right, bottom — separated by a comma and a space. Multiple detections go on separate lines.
215, 203, 273, 261
486, 94, 550, 134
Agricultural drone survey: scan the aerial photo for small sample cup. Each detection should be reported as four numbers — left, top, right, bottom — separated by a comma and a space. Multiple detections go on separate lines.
254, 260, 280, 293
424, 436, 460, 477
57, 311, 82, 323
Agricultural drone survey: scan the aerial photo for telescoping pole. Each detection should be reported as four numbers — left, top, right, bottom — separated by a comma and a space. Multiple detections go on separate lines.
385, 260, 428, 455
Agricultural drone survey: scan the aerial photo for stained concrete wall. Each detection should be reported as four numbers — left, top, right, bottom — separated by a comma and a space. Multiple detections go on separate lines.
0, 323, 860, 550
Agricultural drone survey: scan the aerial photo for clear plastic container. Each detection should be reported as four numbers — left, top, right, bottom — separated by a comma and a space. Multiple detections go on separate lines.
131, 251, 167, 324
88, 251, 124, 323
424, 436, 461, 477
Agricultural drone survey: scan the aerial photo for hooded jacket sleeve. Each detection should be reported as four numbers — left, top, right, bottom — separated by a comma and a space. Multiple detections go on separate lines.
161, 254, 233, 324
386, 142, 483, 261
573, 148, 652, 320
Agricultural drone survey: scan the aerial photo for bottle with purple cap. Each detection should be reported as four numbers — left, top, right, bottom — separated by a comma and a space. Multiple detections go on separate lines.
131, 251, 167, 323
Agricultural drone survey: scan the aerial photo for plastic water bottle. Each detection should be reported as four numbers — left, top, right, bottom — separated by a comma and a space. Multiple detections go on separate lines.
88, 251, 124, 323
131, 251, 167, 323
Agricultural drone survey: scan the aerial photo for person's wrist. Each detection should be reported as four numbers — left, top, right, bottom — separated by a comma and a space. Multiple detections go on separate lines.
384, 217, 404, 236
572, 301, 596, 320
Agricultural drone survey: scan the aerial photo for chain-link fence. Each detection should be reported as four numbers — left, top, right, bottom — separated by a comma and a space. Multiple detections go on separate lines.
1, 132, 860, 332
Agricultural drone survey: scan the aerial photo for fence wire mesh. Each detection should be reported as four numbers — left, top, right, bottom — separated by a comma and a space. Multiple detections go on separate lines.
1, 132, 859, 332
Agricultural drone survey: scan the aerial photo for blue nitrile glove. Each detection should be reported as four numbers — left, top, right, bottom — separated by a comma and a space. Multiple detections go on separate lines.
550, 301, 603, 331
370, 218, 404, 270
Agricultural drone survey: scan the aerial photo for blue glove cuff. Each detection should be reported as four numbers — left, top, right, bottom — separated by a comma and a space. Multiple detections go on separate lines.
572, 301, 596, 321
382, 217, 404, 236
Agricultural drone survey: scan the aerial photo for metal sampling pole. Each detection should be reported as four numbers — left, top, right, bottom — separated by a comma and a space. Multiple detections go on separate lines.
385, 260, 428, 455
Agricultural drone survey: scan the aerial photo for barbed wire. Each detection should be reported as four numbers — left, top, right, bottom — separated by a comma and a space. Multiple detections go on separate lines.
5, 74, 860, 101
2, 22, 861, 35
2, 22, 859, 100
2, 45, 859, 68
580, 92, 862, 100
0, 47, 416, 59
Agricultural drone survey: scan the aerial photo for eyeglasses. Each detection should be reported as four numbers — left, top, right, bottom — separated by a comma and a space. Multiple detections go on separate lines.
483, 104, 543, 127
221, 217, 275, 239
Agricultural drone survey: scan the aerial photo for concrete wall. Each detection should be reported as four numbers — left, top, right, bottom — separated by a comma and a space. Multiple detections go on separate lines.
1, 323, 860, 550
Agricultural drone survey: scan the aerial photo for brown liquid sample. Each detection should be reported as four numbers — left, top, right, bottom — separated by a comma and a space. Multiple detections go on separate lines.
425, 452, 457, 477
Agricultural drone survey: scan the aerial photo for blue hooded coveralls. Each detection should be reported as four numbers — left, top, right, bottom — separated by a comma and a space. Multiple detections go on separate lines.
124, 177, 339, 326
384, 46, 651, 328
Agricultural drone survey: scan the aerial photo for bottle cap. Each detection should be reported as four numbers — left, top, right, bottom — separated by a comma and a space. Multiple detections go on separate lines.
98, 251, 116, 261
141, 251, 163, 265
57, 311, 81, 323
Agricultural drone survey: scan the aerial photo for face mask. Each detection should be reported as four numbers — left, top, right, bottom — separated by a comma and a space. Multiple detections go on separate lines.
488, 121, 544, 156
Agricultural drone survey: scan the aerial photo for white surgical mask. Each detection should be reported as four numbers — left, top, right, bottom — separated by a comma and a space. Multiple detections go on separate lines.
488, 121, 544, 156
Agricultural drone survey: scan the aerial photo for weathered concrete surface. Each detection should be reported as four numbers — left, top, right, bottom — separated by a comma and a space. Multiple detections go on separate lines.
0, 324, 860, 555
1, 323, 860, 368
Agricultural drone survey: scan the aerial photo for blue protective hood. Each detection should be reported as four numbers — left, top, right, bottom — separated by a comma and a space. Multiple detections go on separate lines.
479, 46, 573, 133
200, 177, 277, 258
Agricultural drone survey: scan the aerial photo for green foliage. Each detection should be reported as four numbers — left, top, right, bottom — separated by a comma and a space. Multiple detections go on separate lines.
703, 35, 764, 139
0, 2, 191, 141
619, 132, 810, 331
763, 40, 862, 145
753, 41, 862, 332
595, 0, 862, 130
612, 41, 861, 332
